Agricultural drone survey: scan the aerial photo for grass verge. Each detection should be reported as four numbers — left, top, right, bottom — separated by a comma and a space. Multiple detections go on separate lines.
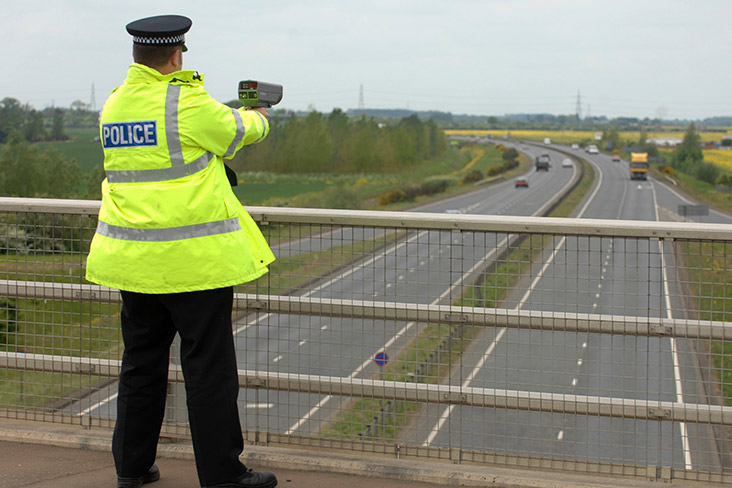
649, 163, 732, 406
675, 240, 732, 405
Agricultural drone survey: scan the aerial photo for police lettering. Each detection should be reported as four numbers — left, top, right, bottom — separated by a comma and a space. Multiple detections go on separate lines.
102, 121, 158, 148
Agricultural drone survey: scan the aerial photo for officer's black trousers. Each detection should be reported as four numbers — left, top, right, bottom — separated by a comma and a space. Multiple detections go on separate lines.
113, 287, 247, 486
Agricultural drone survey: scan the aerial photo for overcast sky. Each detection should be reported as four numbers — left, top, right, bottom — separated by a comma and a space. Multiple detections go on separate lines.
3, 1, 730, 120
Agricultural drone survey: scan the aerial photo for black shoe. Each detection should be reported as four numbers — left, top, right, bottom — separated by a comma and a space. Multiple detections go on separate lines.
203, 468, 278, 488
117, 464, 160, 488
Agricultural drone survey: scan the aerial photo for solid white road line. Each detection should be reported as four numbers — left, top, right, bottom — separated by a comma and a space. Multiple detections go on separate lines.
423, 328, 507, 446
651, 181, 693, 470
76, 392, 118, 416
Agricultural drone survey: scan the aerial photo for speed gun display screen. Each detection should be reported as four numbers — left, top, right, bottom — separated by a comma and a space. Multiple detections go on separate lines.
238, 80, 283, 108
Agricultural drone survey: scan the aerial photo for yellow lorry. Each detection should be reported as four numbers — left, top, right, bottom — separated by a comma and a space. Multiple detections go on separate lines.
630, 152, 649, 180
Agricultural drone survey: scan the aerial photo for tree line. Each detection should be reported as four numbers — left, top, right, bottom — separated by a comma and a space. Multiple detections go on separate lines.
668, 123, 721, 185
0, 131, 102, 198
0, 97, 100, 144
0, 97, 68, 144
0, 106, 448, 199
230, 109, 447, 174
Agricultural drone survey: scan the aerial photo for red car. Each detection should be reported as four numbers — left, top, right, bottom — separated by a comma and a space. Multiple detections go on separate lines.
515, 177, 529, 188
612, 155, 621, 162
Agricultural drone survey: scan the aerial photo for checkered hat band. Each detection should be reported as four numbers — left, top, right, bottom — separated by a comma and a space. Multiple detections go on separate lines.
133, 34, 185, 45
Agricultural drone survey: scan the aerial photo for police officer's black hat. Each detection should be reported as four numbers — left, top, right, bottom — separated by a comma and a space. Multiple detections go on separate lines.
126, 15, 192, 52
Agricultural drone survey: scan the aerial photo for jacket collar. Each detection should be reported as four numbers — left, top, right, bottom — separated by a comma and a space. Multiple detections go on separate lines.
125, 63, 205, 86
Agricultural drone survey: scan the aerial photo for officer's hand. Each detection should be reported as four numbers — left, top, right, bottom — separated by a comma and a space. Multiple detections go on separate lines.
247, 106, 269, 119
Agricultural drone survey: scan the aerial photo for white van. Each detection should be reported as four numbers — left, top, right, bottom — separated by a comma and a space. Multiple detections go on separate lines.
544, 138, 551, 145
586, 145, 599, 154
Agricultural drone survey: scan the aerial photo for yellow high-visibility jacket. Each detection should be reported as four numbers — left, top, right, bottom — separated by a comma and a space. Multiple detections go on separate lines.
85, 63, 275, 293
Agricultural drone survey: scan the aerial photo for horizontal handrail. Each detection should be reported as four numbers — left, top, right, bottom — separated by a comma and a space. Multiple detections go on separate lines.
2, 351, 730, 426
0, 196, 730, 240
1, 280, 729, 340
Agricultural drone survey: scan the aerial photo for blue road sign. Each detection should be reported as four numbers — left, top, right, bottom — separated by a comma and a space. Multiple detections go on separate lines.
374, 351, 388, 367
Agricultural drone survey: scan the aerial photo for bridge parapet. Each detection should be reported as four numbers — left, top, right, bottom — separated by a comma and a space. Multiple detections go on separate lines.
0, 197, 730, 484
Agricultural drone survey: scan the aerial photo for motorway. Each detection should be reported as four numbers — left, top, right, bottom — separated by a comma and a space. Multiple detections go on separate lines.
409, 143, 730, 473
67, 141, 730, 475
234, 141, 580, 436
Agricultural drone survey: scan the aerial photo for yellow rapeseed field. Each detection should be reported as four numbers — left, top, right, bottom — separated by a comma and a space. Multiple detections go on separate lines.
704, 150, 732, 172
445, 129, 731, 145
446, 129, 732, 173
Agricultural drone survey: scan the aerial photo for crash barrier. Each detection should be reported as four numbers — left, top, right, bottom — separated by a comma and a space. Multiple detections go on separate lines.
0, 197, 731, 484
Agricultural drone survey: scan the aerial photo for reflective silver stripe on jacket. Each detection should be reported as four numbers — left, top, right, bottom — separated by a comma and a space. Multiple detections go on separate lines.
96, 218, 241, 242
105, 84, 216, 183
253, 112, 268, 143
166, 85, 185, 166
224, 109, 246, 157
106, 151, 214, 183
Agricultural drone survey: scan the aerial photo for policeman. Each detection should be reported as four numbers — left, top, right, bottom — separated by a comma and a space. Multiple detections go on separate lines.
85, 14, 277, 488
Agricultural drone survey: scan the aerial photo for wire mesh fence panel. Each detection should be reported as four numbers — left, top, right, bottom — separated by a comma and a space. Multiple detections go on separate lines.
0, 200, 731, 483
0, 207, 121, 426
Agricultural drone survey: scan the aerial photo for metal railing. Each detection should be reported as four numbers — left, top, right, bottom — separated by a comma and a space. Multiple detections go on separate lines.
0, 197, 731, 483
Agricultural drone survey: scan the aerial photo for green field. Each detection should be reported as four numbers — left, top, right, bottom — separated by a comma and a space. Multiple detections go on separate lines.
36, 131, 511, 207
230, 142, 519, 208
234, 180, 330, 204
36, 128, 103, 175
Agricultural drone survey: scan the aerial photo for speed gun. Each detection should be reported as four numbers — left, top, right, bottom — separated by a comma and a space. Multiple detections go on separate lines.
238, 80, 283, 108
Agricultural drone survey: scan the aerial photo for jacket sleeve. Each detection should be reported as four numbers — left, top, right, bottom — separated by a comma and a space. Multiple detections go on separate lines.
179, 87, 269, 159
